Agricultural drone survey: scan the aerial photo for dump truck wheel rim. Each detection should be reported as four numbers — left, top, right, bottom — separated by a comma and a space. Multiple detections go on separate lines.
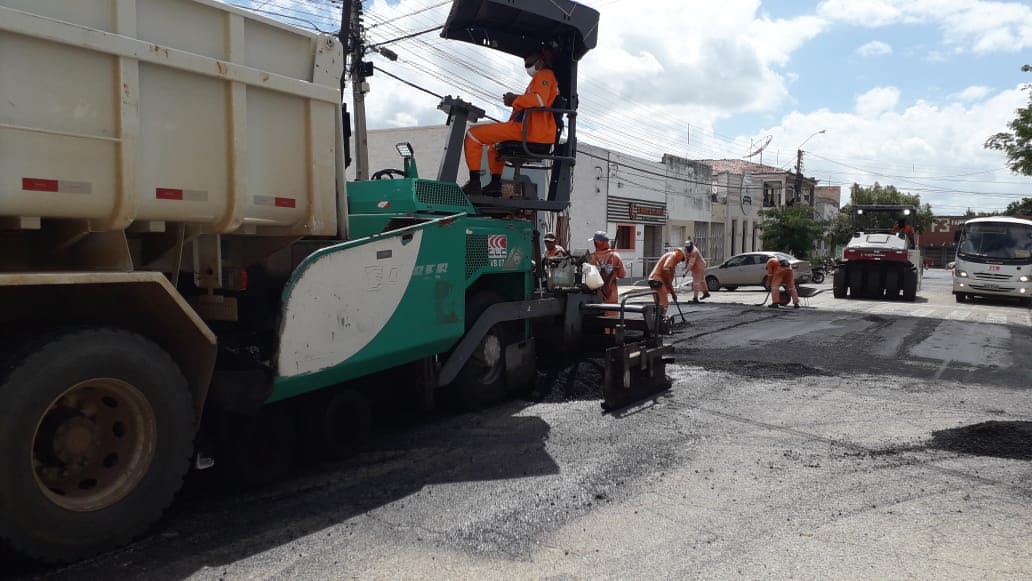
31, 378, 157, 512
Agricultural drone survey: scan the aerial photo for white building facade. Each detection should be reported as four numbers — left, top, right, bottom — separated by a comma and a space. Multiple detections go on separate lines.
358, 125, 734, 279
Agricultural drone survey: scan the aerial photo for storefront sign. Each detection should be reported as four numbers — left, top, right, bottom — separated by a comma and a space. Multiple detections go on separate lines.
607, 196, 667, 225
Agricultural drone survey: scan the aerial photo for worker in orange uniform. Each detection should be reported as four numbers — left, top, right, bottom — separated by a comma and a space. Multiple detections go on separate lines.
589, 231, 625, 305
462, 47, 560, 197
684, 240, 709, 303
648, 246, 686, 316
892, 218, 916, 249
765, 255, 800, 308
543, 232, 566, 258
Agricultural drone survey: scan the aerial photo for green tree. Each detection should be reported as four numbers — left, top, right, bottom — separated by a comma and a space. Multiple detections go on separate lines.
1005, 197, 1032, 216
826, 211, 855, 248
759, 204, 825, 259
984, 65, 1032, 176
829, 183, 934, 246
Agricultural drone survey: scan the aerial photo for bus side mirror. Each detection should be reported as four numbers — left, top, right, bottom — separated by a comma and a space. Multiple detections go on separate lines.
953, 231, 960, 243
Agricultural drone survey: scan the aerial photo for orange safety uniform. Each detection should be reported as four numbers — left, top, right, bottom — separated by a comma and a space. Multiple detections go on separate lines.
685, 246, 707, 295
591, 248, 626, 305
892, 223, 916, 248
544, 244, 567, 258
648, 249, 686, 308
766, 256, 799, 306
464, 67, 560, 176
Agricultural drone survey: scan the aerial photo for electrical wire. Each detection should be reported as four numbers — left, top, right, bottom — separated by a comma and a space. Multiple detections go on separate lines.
226, 0, 1030, 212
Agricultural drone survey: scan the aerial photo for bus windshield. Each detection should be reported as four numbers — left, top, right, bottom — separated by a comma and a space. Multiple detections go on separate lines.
957, 221, 1032, 263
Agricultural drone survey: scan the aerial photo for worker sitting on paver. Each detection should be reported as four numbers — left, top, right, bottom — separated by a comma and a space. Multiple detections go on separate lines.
461, 47, 560, 197
648, 246, 686, 317
766, 255, 800, 309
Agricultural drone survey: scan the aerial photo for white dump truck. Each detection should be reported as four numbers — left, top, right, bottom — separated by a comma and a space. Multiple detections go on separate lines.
0, 0, 347, 561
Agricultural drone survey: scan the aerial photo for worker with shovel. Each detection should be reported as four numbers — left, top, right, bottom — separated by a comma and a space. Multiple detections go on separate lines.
765, 255, 800, 309
648, 246, 687, 321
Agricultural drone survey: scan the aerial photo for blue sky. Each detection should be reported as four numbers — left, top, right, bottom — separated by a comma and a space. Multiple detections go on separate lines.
233, 0, 1032, 214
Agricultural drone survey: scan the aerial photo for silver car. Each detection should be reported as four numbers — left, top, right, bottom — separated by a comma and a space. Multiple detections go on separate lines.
703, 251, 812, 291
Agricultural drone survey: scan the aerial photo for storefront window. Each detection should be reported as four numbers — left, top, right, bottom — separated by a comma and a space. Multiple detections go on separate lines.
614, 224, 635, 250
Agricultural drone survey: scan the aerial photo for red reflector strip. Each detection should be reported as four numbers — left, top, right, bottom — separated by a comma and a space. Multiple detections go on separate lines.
156, 188, 208, 201
253, 195, 297, 208
22, 178, 91, 193
22, 178, 59, 192
156, 188, 183, 200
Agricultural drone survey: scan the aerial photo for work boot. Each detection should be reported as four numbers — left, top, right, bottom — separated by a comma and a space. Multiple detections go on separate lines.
461, 181, 482, 197
768, 303, 780, 309
482, 174, 503, 197
462, 171, 483, 197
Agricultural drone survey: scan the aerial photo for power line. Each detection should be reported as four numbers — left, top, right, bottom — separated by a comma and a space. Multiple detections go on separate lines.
368, 0, 450, 29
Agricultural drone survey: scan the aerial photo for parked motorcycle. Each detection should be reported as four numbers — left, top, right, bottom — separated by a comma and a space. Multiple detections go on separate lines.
810, 258, 836, 284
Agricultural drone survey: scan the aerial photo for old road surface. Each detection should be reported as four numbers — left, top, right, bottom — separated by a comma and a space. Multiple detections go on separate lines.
7, 269, 1031, 580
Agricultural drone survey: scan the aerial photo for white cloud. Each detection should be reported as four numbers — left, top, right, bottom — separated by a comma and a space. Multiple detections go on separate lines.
950, 85, 992, 101
819, 0, 1032, 54
817, 0, 902, 27
231, 0, 1032, 214
855, 87, 901, 117
759, 85, 1030, 214
856, 40, 893, 57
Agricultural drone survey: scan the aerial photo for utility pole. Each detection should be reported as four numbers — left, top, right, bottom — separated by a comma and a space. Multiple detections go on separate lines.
347, 0, 370, 180
795, 148, 804, 206
793, 129, 825, 206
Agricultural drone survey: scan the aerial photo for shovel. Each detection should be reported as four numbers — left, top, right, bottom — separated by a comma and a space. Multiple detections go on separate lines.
671, 294, 687, 323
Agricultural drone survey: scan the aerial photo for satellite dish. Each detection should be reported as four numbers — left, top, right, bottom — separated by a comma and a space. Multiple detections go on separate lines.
745, 135, 773, 158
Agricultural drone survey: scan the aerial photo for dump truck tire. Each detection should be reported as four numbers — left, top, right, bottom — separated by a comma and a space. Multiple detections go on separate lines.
0, 329, 194, 562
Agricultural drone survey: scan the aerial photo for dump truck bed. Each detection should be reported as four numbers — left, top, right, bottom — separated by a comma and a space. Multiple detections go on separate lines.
0, 0, 342, 236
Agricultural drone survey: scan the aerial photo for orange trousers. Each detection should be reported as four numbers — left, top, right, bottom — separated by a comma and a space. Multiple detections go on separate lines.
465, 122, 529, 175
771, 273, 799, 305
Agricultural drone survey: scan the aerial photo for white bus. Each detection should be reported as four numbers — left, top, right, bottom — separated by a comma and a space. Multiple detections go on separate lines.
953, 216, 1032, 306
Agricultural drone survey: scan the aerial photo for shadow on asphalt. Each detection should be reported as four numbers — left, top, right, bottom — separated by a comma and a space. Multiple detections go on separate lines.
4, 406, 560, 580
929, 420, 1032, 461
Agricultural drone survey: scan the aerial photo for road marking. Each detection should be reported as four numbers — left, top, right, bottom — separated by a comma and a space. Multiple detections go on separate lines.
933, 358, 952, 380
947, 310, 970, 320
985, 314, 1008, 325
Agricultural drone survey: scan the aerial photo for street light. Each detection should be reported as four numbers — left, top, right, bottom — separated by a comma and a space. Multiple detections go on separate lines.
795, 129, 826, 205
798, 129, 827, 151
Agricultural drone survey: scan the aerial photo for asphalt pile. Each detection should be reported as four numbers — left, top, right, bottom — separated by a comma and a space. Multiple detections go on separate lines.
528, 357, 607, 403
